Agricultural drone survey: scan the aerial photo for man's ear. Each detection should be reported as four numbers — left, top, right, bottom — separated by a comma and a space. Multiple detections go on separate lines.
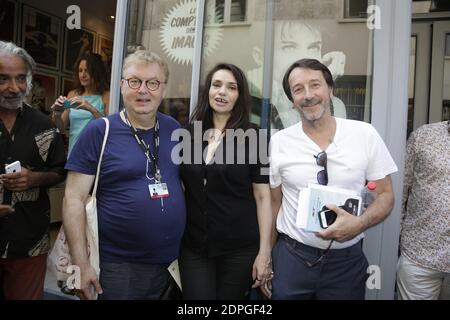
119, 80, 125, 94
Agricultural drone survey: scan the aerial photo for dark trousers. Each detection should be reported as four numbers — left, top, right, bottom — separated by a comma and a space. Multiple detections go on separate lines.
0, 254, 47, 300
272, 234, 369, 300
179, 245, 257, 300
99, 261, 170, 300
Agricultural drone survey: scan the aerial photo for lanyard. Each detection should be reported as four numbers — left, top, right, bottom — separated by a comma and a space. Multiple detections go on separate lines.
123, 110, 162, 182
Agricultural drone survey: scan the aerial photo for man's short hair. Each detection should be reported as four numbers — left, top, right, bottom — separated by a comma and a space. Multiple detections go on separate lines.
122, 50, 169, 83
0, 41, 36, 95
282, 58, 333, 102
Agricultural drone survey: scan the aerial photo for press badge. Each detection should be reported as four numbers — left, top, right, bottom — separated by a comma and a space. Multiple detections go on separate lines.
149, 183, 170, 199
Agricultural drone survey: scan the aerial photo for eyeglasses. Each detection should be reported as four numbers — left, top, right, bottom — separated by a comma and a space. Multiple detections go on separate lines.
123, 78, 165, 91
305, 239, 334, 268
314, 151, 328, 185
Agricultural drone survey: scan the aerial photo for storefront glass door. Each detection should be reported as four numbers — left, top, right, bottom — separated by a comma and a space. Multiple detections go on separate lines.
200, 0, 375, 131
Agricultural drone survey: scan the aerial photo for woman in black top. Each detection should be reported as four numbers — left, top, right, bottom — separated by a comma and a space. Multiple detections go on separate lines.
179, 63, 272, 299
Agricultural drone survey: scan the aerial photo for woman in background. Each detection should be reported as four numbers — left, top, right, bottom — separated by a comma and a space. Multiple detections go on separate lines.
179, 63, 273, 299
52, 52, 109, 155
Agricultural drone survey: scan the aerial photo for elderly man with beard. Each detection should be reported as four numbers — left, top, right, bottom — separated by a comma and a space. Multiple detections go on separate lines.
268, 59, 397, 300
0, 41, 66, 300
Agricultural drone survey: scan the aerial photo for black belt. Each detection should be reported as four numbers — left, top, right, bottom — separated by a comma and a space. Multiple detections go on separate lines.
279, 233, 362, 258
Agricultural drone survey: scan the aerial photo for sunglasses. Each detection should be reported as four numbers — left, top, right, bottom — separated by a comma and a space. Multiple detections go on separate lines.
314, 151, 328, 185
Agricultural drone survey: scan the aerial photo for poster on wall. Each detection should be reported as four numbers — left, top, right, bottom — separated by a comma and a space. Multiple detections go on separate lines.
63, 27, 96, 74
25, 70, 59, 114
0, 0, 18, 42
21, 5, 62, 70
159, 0, 223, 65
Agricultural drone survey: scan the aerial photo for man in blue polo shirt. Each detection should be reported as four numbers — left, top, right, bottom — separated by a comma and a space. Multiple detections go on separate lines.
63, 50, 186, 300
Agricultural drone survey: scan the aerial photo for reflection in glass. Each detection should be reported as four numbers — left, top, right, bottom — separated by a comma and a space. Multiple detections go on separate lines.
215, 0, 225, 23
344, 0, 369, 19
230, 0, 247, 22
125, 0, 194, 126
201, 0, 374, 130
408, 36, 417, 137
443, 33, 450, 121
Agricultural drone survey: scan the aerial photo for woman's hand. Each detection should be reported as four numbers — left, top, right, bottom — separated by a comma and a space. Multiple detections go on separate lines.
70, 97, 102, 118
252, 251, 272, 283
251, 250, 274, 299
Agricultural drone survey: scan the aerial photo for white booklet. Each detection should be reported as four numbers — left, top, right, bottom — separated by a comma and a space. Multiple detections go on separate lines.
168, 259, 182, 291
296, 184, 362, 232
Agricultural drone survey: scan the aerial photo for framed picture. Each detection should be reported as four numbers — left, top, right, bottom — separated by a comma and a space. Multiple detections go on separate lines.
97, 34, 113, 77
21, 5, 62, 70
97, 34, 113, 64
63, 27, 96, 74
0, 0, 18, 42
61, 76, 77, 97
97, 34, 113, 78
26, 70, 59, 114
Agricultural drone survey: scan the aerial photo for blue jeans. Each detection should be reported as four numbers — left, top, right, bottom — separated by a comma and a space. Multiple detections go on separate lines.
98, 261, 169, 300
272, 234, 368, 300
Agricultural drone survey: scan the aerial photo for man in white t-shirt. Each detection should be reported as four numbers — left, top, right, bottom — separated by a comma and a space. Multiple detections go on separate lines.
268, 59, 397, 299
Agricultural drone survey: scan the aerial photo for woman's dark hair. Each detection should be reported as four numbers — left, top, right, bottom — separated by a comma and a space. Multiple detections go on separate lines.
282, 58, 334, 102
73, 52, 109, 95
191, 63, 251, 131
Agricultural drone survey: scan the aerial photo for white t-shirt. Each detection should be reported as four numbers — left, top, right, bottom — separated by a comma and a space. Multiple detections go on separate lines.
270, 117, 398, 249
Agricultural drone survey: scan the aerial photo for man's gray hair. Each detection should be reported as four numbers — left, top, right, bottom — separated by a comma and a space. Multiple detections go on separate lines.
0, 41, 36, 94
122, 50, 169, 83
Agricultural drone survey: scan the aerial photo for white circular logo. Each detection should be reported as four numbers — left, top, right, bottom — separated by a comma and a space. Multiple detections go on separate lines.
160, 0, 223, 65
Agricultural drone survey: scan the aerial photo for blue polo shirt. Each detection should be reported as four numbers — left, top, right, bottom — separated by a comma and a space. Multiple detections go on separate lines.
66, 112, 186, 264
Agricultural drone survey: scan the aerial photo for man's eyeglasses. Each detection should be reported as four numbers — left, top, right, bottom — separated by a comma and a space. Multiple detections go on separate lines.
123, 78, 166, 91
308, 150, 333, 267
314, 151, 328, 185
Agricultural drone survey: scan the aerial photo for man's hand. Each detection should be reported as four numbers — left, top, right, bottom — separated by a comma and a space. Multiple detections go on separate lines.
75, 264, 103, 300
0, 204, 14, 217
317, 204, 364, 242
0, 167, 36, 191
51, 95, 66, 113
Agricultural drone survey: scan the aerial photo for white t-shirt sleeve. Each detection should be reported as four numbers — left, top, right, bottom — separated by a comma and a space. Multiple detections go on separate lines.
366, 125, 398, 180
269, 133, 282, 188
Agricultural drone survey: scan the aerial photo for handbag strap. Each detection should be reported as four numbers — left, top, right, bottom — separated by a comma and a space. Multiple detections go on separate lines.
92, 117, 110, 197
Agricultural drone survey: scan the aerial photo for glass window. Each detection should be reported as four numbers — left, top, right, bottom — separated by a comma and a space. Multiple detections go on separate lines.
215, 0, 225, 23
230, 0, 247, 22
213, 0, 247, 24
344, 0, 369, 19
443, 33, 450, 121
408, 36, 417, 137
125, 0, 198, 126
201, 0, 374, 130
